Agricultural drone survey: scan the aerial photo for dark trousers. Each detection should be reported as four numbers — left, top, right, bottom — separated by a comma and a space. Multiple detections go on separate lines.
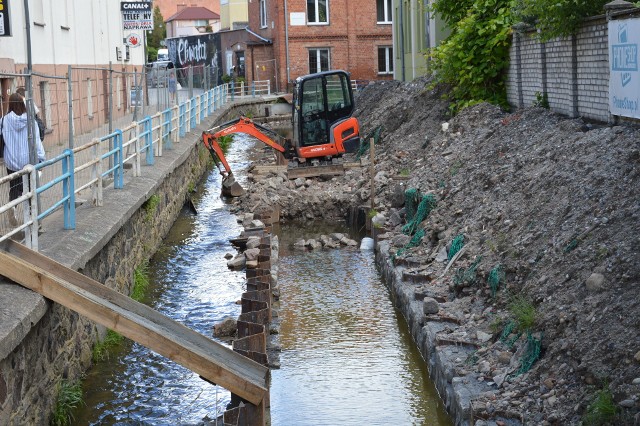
6, 167, 24, 202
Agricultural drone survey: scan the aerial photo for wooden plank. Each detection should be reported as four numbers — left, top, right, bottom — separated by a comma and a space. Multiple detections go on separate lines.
286, 164, 345, 180
0, 241, 269, 406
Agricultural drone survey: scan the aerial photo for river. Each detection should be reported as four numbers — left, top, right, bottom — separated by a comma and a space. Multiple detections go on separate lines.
73, 135, 451, 425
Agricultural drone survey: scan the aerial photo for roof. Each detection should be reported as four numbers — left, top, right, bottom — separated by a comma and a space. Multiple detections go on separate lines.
166, 7, 220, 23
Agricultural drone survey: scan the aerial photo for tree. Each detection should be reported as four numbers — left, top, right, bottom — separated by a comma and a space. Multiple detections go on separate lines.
514, 0, 610, 41
146, 6, 167, 62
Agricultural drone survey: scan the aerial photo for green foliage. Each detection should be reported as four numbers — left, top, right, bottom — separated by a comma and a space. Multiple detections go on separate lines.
428, 0, 515, 114
51, 380, 83, 426
222, 74, 232, 83
508, 293, 537, 332
143, 194, 161, 223
533, 91, 550, 109
515, 0, 609, 41
92, 329, 124, 363
583, 386, 619, 425
131, 261, 150, 302
217, 135, 234, 153
146, 7, 167, 62
430, 0, 478, 25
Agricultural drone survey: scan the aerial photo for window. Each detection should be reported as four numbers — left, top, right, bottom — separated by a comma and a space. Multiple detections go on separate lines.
378, 46, 394, 74
377, 0, 392, 24
309, 48, 330, 73
260, 0, 267, 28
307, 0, 328, 24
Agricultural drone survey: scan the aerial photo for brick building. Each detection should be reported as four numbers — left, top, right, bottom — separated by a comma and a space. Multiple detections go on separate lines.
243, 0, 393, 91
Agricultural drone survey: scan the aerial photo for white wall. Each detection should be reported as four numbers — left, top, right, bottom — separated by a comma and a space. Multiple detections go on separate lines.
0, 0, 145, 68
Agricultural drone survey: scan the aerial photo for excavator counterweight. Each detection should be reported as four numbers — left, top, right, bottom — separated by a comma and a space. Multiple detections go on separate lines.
202, 70, 361, 197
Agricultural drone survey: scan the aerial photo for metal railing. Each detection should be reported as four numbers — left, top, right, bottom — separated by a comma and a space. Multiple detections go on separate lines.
0, 83, 235, 250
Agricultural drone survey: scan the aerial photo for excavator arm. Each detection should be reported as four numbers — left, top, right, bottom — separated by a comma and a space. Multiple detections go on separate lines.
202, 116, 290, 197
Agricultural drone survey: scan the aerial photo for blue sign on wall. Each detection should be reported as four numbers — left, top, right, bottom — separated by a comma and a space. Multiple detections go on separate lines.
609, 19, 640, 118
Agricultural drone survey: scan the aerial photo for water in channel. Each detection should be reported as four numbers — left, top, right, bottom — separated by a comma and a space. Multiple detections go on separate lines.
73, 134, 451, 425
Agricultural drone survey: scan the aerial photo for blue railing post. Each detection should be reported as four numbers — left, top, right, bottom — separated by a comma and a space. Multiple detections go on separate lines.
115, 130, 124, 188
190, 98, 196, 129
200, 95, 205, 122
62, 149, 76, 230
231, 81, 235, 101
164, 109, 173, 150
252, 81, 255, 97
145, 116, 154, 165
208, 90, 213, 115
179, 103, 186, 137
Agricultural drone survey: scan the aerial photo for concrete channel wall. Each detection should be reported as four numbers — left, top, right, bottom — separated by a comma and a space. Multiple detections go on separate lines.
0, 100, 268, 425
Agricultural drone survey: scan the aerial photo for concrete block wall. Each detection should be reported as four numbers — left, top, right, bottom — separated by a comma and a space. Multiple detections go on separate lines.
576, 18, 610, 122
507, 16, 612, 122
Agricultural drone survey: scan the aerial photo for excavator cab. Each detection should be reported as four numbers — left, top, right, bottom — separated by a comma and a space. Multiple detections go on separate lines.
292, 70, 360, 160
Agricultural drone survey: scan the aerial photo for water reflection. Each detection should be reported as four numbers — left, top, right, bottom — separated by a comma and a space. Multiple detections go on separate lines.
270, 225, 452, 426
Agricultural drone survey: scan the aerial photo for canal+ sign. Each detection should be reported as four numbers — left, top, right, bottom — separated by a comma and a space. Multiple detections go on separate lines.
121, 1, 153, 31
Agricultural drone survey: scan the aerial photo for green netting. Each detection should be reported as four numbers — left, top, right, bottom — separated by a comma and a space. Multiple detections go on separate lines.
454, 256, 482, 287
356, 125, 383, 160
564, 238, 578, 253
395, 228, 425, 257
404, 188, 421, 223
500, 320, 521, 349
402, 193, 437, 236
516, 332, 542, 375
448, 234, 465, 260
488, 264, 505, 298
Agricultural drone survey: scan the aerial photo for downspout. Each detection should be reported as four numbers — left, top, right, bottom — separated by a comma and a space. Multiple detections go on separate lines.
284, 0, 290, 87
399, 0, 406, 82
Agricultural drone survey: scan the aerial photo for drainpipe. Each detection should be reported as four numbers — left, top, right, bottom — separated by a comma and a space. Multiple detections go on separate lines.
284, 0, 290, 88
23, 0, 36, 165
399, 0, 406, 82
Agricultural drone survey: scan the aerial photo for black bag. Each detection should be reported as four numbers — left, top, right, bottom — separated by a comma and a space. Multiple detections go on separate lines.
35, 115, 45, 141
0, 117, 4, 158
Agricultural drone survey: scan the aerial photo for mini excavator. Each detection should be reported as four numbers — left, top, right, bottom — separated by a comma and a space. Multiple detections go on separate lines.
202, 70, 361, 196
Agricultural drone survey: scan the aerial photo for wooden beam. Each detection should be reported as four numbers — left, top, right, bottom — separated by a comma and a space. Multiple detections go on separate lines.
0, 241, 269, 406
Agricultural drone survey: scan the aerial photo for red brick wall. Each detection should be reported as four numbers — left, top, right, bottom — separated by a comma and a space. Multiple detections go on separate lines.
248, 0, 392, 91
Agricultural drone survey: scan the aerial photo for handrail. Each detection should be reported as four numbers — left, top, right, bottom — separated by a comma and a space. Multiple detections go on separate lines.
0, 83, 236, 250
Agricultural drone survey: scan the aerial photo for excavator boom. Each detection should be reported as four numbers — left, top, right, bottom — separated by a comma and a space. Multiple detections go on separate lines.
203, 70, 361, 197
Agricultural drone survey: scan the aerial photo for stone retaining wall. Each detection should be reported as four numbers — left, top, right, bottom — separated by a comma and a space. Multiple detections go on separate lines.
376, 240, 489, 426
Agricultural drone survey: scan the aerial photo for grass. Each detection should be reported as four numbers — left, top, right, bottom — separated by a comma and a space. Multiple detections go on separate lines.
217, 135, 234, 153
92, 329, 123, 363
583, 387, 619, 425
143, 194, 161, 223
51, 380, 83, 426
508, 293, 537, 332
131, 261, 150, 302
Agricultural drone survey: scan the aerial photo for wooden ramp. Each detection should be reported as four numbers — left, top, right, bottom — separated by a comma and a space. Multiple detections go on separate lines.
0, 240, 269, 406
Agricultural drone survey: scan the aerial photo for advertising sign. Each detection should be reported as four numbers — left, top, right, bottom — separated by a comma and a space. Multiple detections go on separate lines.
0, 0, 11, 37
121, 1, 153, 31
166, 33, 222, 85
609, 19, 640, 118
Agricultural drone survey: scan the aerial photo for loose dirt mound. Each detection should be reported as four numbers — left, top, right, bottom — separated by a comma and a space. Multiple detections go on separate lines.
233, 77, 640, 425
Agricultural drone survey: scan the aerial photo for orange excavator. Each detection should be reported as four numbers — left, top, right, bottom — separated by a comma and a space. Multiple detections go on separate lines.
202, 70, 361, 196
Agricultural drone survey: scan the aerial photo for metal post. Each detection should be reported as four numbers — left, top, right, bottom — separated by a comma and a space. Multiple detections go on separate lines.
370, 137, 375, 211
67, 65, 74, 149
108, 61, 113, 133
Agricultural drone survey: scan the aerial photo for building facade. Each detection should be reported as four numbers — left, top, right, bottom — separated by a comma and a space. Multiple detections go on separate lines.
244, 0, 393, 91
392, 0, 449, 81
0, 1, 145, 146
166, 7, 221, 38
220, 0, 250, 30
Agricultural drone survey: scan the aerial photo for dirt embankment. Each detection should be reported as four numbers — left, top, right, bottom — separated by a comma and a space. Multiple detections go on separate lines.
229, 77, 640, 425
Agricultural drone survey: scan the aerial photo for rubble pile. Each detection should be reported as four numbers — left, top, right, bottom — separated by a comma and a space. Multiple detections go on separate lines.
228, 77, 639, 425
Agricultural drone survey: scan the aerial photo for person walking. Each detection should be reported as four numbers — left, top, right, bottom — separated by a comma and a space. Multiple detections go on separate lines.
168, 70, 177, 104
2, 93, 46, 226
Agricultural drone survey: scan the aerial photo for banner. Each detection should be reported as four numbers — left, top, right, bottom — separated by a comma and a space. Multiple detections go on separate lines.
0, 0, 11, 37
609, 19, 640, 119
121, 1, 153, 31
167, 33, 223, 86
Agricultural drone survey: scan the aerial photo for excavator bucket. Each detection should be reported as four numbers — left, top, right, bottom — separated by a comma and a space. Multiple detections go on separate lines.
221, 174, 246, 197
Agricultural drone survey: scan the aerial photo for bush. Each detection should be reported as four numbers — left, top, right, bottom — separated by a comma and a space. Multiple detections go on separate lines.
428, 0, 515, 114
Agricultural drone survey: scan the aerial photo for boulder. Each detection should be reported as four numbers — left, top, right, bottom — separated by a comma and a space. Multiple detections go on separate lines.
213, 316, 237, 337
